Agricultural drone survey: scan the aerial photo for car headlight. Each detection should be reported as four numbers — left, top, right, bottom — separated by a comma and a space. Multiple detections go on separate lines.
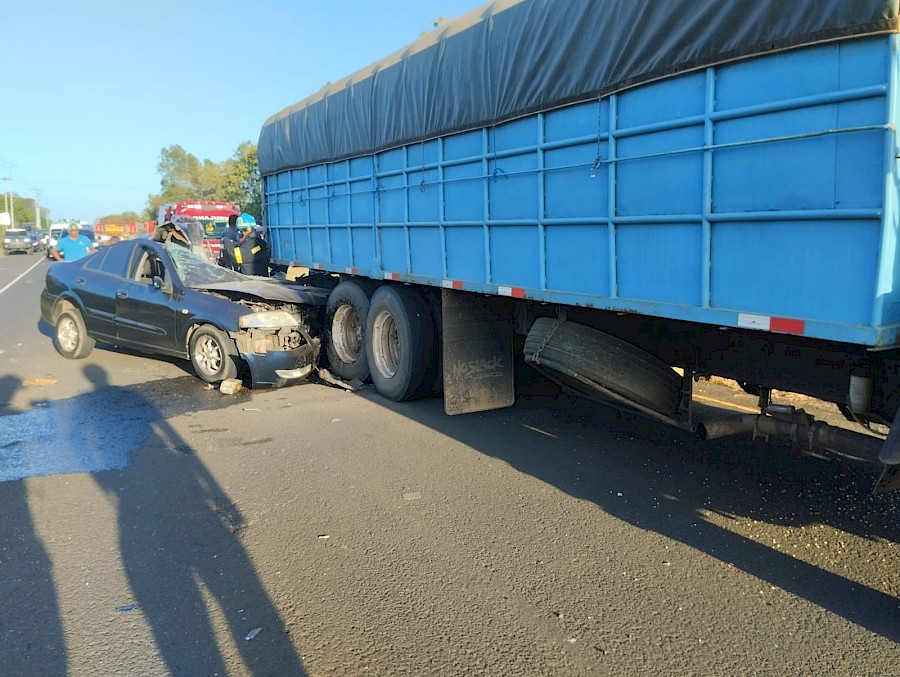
239, 310, 299, 329
3, 239, 10, 243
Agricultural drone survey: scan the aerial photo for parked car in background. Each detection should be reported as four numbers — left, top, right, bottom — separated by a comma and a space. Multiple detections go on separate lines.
3, 228, 35, 255
39, 221, 331, 388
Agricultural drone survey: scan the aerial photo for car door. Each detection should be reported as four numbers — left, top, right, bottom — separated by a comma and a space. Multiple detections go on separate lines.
114, 244, 180, 353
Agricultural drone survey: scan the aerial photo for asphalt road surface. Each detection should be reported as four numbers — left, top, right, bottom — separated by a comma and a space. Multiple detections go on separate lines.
0, 252, 898, 676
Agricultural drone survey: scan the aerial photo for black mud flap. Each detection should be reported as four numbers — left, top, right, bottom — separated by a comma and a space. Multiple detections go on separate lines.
442, 290, 515, 415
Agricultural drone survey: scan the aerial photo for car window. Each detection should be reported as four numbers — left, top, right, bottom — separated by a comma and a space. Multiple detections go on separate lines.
133, 247, 169, 285
97, 241, 135, 278
165, 241, 249, 286
82, 247, 110, 271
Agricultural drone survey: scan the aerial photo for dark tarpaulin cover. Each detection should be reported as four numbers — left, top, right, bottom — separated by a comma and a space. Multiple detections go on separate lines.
258, 0, 899, 176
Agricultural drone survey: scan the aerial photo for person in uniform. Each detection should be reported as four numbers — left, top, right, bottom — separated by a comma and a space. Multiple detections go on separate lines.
233, 214, 270, 276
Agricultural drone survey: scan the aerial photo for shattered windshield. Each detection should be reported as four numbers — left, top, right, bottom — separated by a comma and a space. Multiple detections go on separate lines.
166, 241, 248, 286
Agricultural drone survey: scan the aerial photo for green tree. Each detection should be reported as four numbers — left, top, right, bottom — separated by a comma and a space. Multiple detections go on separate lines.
98, 211, 143, 223
145, 142, 260, 221
221, 142, 261, 221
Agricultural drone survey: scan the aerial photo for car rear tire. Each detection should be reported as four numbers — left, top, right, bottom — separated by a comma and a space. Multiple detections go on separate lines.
365, 285, 436, 401
325, 280, 377, 382
54, 309, 95, 359
524, 317, 682, 414
189, 325, 239, 383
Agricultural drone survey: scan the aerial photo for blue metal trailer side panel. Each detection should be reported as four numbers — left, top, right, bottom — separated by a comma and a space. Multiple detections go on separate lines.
265, 36, 900, 348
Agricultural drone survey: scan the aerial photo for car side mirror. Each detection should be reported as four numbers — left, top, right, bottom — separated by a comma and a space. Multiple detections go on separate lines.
151, 275, 164, 290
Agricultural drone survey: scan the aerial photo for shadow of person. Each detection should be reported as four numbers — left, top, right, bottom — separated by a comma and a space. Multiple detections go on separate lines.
0, 375, 68, 675
83, 365, 306, 676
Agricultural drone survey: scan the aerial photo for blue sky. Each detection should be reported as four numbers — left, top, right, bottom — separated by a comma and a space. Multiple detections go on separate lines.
2, 0, 487, 223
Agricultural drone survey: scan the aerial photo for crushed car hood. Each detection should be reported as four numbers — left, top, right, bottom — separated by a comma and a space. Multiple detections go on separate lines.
194, 281, 330, 305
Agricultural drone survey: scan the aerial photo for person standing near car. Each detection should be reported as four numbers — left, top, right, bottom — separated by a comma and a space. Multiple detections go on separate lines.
51, 225, 96, 262
233, 214, 270, 276
218, 213, 241, 269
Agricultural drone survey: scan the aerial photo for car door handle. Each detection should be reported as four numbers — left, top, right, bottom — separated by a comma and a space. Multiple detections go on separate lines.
75, 277, 86, 285
116, 291, 128, 299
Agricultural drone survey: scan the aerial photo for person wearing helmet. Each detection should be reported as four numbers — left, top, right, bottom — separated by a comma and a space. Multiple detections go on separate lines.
218, 213, 242, 269
233, 214, 270, 276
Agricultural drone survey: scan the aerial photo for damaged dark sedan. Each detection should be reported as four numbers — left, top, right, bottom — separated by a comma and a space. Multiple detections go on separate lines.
39, 221, 330, 387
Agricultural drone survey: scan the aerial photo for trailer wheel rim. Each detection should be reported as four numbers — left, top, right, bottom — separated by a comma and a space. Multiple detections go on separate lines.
332, 305, 363, 364
371, 309, 400, 378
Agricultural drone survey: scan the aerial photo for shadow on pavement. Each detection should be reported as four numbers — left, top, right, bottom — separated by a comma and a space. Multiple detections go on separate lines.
358, 362, 900, 642
82, 365, 306, 676
0, 375, 68, 675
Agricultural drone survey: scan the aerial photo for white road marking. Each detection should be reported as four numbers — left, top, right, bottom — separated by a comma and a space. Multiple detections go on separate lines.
0, 256, 46, 296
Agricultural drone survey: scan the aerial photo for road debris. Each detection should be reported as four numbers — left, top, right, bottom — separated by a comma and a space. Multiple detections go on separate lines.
403, 492, 422, 501
115, 604, 139, 612
318, 368, 365, 391
220, 378, 244, 395
245, 627, 263, 641
22, 378, 58, 387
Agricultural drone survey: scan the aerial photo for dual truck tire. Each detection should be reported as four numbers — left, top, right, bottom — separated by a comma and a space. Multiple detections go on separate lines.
325, 281, 439, 401
326, 280, 680, 414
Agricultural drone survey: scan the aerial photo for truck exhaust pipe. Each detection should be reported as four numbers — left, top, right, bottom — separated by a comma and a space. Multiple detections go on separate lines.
698, 412, 884, 462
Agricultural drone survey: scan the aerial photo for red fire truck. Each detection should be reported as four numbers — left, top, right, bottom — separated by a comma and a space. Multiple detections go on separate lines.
156, 201, 240, 260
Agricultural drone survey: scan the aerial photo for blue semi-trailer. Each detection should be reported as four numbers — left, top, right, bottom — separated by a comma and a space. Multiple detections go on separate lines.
258, 0, 900, 492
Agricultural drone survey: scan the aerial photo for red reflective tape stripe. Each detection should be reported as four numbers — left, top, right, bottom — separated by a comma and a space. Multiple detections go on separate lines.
452, 280, 463, 290
510, 287, 526, 298
770, 317, 805, 335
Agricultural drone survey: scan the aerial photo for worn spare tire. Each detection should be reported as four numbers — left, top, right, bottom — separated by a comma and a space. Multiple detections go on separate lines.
524, 318, 681, 415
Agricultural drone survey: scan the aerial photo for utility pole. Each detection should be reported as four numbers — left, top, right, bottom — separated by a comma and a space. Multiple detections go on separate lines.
34, 189, 42, 230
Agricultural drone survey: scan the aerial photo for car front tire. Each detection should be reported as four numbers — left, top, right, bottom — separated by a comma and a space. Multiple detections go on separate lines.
54, 309, 95, 359
189, 325, 239, 383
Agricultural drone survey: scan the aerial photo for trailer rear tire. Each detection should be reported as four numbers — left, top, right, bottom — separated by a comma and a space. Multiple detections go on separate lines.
524, 318, 681, 414
326, 280, 376, 382
365, 285, 436, 401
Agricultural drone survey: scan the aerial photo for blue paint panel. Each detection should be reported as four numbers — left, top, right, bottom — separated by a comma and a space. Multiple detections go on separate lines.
839, 38, 889, 89
351, 226, 375, 267
378, 147, 405, 172
493, 116, 538, 152
617, 223, 701, 305
545, 100, 607, 142
444, 129, 482, 161
544, 144, 607, 219
716, 43, 840, 110
329, 227, 351, 266
276, 172, 291, 191
308, 165, 326, 185
291, 169, 306, 189
294, 227, 312, 260
545, 225, 609, 295
408, 168, 440, 222
310, 227, 330, 262
330, 161, 348, 183
269, 227, 293, 259
618, 127, 704, 216
711, 220, 879, 324
489, 153, 538, 220
618, 72, 706, 128
308, 187, 328, 225
350, 179, 375, 224
350, 156, 372, 179
444, 163, 483, 222
409, 227, 443, 277
328, 183, 349, 224
446, 226, 486, 281
489, 226, 540, 287
380, 226, 408, 272
377, 174, 404, 223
